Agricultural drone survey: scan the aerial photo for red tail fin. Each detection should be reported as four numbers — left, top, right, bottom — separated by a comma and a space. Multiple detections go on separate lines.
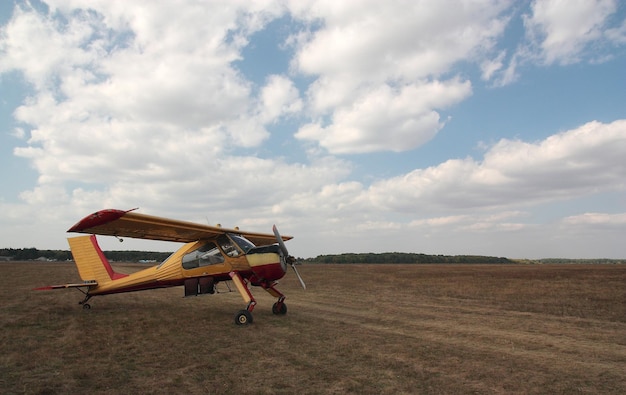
68, 235, 128, 283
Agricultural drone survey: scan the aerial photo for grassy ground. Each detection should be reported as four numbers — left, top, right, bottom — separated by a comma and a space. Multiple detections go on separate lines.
1, 262, 625, 394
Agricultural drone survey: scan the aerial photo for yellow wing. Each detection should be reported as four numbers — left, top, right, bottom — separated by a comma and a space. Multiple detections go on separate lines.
67, 209, 291, 246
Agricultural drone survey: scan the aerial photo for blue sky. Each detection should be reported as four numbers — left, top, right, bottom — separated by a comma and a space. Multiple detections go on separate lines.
1, 0, 625, 258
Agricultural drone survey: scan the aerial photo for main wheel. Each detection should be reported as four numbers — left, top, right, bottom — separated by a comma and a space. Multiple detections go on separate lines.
82, 303, 91, 310
272, 302, 287, 315
234, 310, 253, 325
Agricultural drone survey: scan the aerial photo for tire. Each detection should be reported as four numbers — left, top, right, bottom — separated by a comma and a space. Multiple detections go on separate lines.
235, 310, 253, 325
272, 302, 287, 315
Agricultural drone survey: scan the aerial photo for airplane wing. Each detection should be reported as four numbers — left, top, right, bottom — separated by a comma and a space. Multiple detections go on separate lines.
67, 208, 292, 246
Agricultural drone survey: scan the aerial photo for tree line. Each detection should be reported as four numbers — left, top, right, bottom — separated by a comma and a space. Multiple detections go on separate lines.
1, 248, 511, 264
302, 252, 513, 264
2, 248, 623, 265
0, 248, 172, 263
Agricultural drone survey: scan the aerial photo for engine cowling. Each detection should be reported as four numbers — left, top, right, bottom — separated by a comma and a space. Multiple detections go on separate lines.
246, 244, 287, 285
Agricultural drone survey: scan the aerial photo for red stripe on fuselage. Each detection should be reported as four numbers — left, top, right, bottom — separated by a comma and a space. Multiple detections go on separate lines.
94, 278, 186, 295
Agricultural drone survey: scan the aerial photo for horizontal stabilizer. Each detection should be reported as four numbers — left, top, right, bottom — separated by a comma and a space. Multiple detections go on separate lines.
34, 281, 97, 291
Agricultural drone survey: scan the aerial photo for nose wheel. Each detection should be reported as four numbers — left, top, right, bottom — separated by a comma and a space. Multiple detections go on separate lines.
272, 301, 287, 315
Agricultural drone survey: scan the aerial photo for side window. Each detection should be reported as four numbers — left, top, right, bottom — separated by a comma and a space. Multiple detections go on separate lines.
182, 242, 224, 269
218, 235, 241, 257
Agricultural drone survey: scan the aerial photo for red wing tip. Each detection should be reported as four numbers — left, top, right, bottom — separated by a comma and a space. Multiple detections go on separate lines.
67, 208, 137, 232
33, 286, 54, 291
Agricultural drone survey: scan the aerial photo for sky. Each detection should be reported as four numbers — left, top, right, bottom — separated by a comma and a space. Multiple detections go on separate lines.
1, 0, 625, 259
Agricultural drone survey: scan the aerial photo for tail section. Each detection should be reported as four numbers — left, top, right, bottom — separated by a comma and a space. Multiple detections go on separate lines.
68, 235, 128, 283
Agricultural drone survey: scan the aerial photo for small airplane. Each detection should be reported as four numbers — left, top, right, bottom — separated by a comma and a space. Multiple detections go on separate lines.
35, 208, 305, 325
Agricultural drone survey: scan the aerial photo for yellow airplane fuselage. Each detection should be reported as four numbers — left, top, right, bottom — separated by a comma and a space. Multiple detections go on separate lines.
76, 237, 286, 296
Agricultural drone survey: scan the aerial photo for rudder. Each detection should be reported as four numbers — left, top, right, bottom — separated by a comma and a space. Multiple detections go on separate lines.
68, 235, 127, 283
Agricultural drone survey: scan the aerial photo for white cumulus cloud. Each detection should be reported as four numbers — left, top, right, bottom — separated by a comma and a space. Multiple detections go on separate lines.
523, 0, 621, 65
367, 120, 626, 213
286, 0, 509, 154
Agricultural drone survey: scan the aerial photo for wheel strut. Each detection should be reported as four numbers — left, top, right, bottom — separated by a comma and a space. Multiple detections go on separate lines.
78, 293, 93, 310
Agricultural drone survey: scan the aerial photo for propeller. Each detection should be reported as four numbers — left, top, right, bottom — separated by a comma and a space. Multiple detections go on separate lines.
273, 225, 306, 290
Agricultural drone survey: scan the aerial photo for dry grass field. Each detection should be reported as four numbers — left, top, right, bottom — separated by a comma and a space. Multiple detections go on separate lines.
1, 262, 625, 394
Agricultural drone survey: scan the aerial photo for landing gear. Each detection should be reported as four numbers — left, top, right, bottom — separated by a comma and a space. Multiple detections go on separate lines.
234, 310, 253, 325
229, 271, 290, 324
78, 293, 92, 311
272, 301, 287, 315
229, 272, 258, 325
266, 287, 288, 316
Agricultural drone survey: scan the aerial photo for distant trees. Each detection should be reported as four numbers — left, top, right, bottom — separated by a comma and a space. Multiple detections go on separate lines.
0, 248, 172, 263
304, 254, 626, 264
534, 258, 626, 265
103, 250, 173, 262
0, 248, 72, 261
2, 248, 512, 264
2, 247, 623, 265
304, 252, 513, 264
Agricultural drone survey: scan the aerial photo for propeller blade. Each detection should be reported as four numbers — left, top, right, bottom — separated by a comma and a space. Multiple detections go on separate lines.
291, 261, 307, 290
272, 224, 289, 257
273, 224, 306, 290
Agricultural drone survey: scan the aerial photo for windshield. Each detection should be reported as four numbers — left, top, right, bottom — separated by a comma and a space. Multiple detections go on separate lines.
228, 234, 255, 253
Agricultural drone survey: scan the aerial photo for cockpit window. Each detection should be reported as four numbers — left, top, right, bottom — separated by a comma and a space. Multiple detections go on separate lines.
182, 241, 224, 269
217, 234, 243, 257
228, 234, 255, 253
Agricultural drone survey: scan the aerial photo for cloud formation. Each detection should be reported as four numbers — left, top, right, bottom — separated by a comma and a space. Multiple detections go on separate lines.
367, 120, 626, 213
289, 0, 509, 153
492, 0, 626, 85
0, 1, 625, 258
296, 79, 472, 153
524, 0, 619, 65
